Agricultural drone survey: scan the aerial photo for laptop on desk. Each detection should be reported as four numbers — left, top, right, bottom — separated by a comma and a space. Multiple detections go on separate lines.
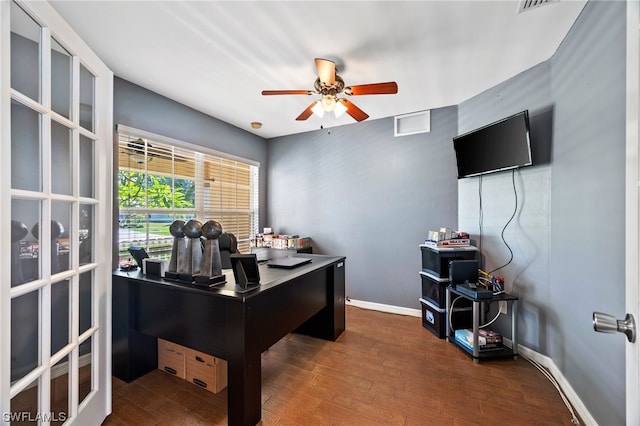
267, 257, 312, 269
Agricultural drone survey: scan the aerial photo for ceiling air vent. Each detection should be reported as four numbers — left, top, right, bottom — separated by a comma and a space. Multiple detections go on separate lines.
517, 0, 559, 14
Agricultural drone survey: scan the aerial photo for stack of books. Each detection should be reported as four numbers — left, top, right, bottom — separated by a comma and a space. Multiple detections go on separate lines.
454, 328, 503, 352
424, 238, 470, 248
425, 228, 470, 248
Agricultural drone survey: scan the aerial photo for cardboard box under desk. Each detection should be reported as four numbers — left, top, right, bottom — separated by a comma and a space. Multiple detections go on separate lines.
185, 347, 228, 394
157, 338, 187, 379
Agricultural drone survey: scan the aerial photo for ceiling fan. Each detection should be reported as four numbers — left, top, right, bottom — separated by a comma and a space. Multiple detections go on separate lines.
262, 58, 398, 122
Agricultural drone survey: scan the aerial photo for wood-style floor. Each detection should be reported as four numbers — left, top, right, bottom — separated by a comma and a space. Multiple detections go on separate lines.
104, 305, 580, 426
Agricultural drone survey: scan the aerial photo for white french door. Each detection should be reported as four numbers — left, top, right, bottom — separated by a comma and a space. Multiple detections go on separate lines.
1, 1, 113, 425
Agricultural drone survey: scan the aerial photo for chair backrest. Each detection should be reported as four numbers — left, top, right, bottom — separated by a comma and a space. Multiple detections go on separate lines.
218, 232, 238, 269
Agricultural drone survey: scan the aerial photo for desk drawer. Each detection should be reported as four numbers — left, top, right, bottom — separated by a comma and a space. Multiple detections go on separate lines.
157, 338, 187, 379
185, 348, 228, 394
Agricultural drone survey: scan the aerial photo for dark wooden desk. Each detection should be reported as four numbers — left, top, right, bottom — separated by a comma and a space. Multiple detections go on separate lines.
112, 254, 345, 426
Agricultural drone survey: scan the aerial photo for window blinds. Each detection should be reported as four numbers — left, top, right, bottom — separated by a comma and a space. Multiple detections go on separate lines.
117, 133, 258, 256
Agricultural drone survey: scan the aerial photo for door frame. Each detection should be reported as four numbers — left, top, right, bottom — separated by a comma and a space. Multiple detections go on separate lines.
626, 0, 639, 424
0, 1, 113, 424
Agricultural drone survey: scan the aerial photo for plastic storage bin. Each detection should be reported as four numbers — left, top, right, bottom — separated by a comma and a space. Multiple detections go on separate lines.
420, 245, 478, 279
420, 297, 472, 338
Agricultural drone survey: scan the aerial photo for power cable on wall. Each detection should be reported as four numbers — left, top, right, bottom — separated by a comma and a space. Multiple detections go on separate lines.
488, 169, 517, 275
476, 169, 579, 424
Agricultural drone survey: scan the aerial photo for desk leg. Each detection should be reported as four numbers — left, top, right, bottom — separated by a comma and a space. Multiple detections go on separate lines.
227, 352, 261, 426
227, 303, 262, 426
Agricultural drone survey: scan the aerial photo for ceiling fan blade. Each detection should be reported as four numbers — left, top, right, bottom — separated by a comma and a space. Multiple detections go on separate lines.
262, 90, 314, 95
344, 81, 398, 96
296, 102, 317, 121
339, 99, 369, 122
315, 58, 336, 86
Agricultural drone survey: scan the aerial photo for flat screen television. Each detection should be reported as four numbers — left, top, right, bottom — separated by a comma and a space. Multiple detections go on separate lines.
453, 110, 532, 178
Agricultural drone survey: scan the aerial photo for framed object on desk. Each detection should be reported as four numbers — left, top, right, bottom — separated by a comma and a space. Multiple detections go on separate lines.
230, 254, 260, 289
128, 246, 149, 268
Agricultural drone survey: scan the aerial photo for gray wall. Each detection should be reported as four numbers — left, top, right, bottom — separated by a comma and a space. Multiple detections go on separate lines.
267, 107, 459, 308
549, 1, 626, 423
458, 1, 626, 424
112, 77, 268, 265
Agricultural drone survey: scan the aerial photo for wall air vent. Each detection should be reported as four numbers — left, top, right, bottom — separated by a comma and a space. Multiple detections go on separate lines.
394, 110, 431, 137
517, 0, 559, 14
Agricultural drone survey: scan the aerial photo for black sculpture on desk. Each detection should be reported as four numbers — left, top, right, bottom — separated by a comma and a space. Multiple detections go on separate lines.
11, 220, 29, 286
31, 220, 64, 275
194, 220, 226, 286
164, 220, 186, 280
178, 219, 203, 283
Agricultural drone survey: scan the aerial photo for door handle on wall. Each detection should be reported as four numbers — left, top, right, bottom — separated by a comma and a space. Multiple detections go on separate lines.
593, 311, 636, 343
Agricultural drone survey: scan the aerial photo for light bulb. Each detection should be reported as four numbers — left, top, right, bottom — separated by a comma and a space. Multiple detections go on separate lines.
334, 100, 347, 118
321, 95, 336, 112
311, 101, 324, 118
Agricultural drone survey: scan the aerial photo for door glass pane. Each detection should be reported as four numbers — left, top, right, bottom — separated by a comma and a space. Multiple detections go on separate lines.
12, 199, 42, 285
78, 336, 93, 405
52, 201, 72, 274
51, 355, 70, 425
51, 38, 71, 119
10, 1, 41, 102
79, 64, 94, 132
79, 271, 92, 335
51, 120, 72, 196
79, 204, 93, 266
10, 377, 39, 423
51, 279, 70, 356
11, 290, 39, 382
11, 100, 42, 192
79, 135, 94, 198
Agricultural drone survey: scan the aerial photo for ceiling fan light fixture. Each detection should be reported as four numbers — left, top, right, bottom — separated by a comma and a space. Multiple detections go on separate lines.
311, 100, 325, 118
334, 100, 347, 118
261, 58, 397, 122
321, 95, 337, 112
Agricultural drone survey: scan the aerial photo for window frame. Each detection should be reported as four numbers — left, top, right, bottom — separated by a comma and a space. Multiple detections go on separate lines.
116, 125, 259, 260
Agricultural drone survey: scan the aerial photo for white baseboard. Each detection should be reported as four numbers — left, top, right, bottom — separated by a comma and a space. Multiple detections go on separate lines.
346, 298, 421, 317
348, 299, 595, 426
510, 340, 597, 426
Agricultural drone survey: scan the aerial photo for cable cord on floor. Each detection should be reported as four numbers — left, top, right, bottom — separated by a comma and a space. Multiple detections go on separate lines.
521, 353, 581, 425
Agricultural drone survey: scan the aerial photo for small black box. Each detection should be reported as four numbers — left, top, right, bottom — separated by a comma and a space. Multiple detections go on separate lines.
448, 259, 479, 285
143, 258, 165, 277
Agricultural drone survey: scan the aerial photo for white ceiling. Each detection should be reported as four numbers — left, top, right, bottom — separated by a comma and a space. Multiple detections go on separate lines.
49, 0, 586, 139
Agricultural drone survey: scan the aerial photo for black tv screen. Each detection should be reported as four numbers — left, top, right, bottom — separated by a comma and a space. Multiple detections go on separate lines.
453, 110, 532, 178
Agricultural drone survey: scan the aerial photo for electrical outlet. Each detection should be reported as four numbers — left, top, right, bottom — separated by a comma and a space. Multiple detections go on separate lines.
499, 301, 508, 315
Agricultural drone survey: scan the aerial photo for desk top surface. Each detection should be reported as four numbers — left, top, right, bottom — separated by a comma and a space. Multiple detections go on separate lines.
113, 253, 345, 301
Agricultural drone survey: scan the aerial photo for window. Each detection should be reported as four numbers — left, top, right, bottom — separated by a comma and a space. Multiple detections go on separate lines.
117, 128, 259, 262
